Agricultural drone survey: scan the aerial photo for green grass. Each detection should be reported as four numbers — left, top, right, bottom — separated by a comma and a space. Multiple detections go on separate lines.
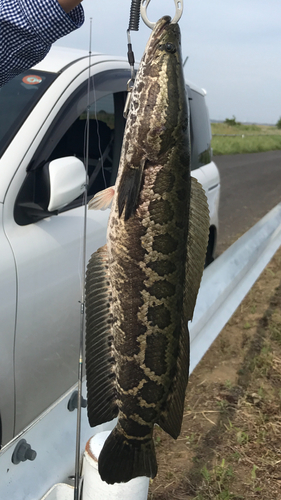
194, 459, 237, 500
211, 123, 281, 155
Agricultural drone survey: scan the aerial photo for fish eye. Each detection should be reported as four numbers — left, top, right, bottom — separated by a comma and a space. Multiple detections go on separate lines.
164, 43, 176, 54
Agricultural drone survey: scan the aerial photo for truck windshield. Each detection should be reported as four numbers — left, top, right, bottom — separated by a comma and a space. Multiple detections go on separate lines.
0, 70, 57, 158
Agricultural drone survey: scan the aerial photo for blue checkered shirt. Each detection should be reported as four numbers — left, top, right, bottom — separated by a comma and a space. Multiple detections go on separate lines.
0, 0, 84, 87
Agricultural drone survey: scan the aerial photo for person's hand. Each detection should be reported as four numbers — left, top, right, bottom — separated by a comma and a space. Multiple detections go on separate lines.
58, 0, 83, 14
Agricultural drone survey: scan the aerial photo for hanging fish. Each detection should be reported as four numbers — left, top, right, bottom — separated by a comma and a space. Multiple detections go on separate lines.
85, 15, 209, 484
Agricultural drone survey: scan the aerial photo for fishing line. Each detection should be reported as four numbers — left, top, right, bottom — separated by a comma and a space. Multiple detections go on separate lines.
73, 17, 93, 500
93, 99, 107, 189
127, 0, 141, 70
84, 50, 107, 190
124, 1, 141, 118
128, 0, 141, 30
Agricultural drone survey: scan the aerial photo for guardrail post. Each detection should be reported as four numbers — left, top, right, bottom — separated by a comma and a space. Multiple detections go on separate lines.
82, 431, 150, 500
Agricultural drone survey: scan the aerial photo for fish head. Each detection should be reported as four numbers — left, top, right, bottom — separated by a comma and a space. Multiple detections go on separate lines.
137, 16, 188, 160
144, 15, 182, 67
116, 16, 189, 220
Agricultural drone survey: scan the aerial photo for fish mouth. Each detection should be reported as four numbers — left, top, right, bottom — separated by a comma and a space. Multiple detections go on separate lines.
154, 16, 172, 37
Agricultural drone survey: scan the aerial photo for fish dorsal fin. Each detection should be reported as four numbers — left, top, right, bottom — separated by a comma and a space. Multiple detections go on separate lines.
184, 176, 210, 321
88, 186, 115, 210
157, 178, 209, 438
117, 159, 146, 221
85, 245, 118, 427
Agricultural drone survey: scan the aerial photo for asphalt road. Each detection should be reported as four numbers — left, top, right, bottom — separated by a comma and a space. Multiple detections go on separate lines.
214, 150, 281, 255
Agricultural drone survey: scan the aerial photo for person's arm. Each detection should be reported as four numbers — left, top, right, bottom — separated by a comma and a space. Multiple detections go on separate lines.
58, 0, 83, 14
0, 0, 84, 88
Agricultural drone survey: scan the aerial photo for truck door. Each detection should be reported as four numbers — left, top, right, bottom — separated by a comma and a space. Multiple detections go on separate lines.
3, 69, 129, 436
0, 204, 17, 446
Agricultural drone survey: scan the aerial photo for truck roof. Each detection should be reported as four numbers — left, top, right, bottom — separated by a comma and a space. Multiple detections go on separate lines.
32, 46, 127, 73
32, 46, 207, 96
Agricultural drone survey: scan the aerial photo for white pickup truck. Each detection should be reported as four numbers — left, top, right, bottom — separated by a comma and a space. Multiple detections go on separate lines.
0, 47, 220, 447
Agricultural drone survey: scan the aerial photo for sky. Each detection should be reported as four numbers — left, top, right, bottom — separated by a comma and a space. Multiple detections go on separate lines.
55, 0, 281, 124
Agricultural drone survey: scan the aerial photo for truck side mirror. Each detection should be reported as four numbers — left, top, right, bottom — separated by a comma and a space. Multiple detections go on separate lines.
48, 157, 86, 212
14, 157, 86, 225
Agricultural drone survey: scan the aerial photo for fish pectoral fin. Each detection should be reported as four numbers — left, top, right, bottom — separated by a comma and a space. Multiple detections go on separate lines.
157, 320, 189, 439
88, 186, 115, 210
117, 158, 146, 220
85, 244, 118, 427
184, 176, 210, 321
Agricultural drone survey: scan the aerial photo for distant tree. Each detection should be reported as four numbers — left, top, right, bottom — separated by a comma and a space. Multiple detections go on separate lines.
276, 117, 281, 129
224, 115, 241, 126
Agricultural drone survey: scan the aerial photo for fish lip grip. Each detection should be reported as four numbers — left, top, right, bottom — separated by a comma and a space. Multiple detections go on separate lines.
141, 0, 183, 29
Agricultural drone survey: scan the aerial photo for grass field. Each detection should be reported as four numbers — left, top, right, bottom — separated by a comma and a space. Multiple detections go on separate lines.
211, 123, 281, 156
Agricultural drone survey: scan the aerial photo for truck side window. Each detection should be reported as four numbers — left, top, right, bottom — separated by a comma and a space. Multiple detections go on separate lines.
50, 94, 115, 196
14, 69, 129, 225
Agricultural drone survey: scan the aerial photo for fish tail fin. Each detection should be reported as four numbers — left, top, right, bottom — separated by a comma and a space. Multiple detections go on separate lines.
98, 426, 157, 484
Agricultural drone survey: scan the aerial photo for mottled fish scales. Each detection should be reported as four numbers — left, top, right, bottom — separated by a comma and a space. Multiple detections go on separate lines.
85, 15, 210, 485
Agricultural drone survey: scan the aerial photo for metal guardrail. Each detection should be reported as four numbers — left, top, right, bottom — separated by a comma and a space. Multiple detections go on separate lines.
190, 202, 281, 373
212, 134, 281, 137
1, 203, 281, 500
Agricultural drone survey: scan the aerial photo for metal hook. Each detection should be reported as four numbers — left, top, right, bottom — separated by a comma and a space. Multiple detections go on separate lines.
141, 0, 183, 30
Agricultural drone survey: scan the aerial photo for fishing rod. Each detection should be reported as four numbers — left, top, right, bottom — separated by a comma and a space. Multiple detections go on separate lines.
73, 18, 93, 500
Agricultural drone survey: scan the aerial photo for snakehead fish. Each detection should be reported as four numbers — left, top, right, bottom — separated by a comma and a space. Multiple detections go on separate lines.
85, 15, 210, 484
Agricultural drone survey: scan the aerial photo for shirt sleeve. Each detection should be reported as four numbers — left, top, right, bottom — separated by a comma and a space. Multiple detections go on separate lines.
0, 0, 84, 87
